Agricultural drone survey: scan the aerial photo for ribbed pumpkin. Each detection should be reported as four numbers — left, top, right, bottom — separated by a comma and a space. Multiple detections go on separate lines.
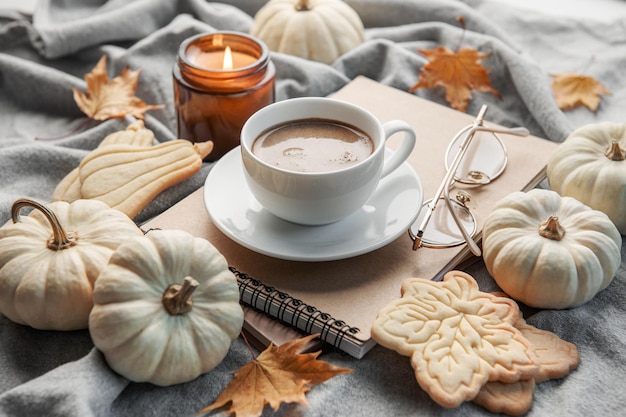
89, 229, 244, 386
250, 0, 365, 64
0, 198, 143, 330
547, 122, 626, 234
482, 189, 622, 309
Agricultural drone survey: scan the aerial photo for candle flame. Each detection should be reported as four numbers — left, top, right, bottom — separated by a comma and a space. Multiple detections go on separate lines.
223, 46, 233, 70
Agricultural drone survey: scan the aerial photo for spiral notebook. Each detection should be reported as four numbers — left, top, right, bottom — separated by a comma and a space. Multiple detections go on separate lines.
144, 77, 558, 358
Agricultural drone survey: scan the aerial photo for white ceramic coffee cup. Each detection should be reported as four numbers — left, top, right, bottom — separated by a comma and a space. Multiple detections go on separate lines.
240, 97, 416, 225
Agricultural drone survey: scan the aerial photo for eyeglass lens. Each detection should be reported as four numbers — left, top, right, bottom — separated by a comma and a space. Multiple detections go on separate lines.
446, 130, 507, 185
411, 130, 507, 249
410, 197, 476, 248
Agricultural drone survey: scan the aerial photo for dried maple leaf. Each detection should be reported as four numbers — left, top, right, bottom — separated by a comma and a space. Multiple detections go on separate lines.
409, 46, 501, 112
72, 55, 164, 121
371, 271, 538, 408
199, 334, 352, 417
551, 72, 610, 111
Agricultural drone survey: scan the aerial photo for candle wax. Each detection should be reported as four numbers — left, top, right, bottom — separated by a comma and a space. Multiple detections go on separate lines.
174, 32, 276, 160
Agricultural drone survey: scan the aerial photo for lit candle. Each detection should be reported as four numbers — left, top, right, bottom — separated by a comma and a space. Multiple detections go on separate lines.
189, 46, 258, 70
173, 32, 276, 161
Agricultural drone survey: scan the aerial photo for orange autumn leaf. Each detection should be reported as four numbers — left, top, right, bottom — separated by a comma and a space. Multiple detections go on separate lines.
551, 72, 610, 112
72, 55, 164, 121
199, 334, 352, 417
409, 46, 501, 112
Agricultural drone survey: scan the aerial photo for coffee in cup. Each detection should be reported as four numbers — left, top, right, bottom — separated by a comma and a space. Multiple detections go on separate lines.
240, 97, 416, 225
251, 118, 374, 173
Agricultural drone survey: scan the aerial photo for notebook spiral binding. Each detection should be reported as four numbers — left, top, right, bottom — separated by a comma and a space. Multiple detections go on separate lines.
231, 267, 361, 351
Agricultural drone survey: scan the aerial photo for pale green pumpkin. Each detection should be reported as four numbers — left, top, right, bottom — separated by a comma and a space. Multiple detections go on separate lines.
89, 229, 244, 386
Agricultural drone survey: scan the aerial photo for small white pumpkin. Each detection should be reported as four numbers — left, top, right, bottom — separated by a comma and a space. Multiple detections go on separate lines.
547, 122, 626, 234
88, 229, 244, 386
0, 198, 143, 330
250, 0, 365, 64
482, 189, 622, 309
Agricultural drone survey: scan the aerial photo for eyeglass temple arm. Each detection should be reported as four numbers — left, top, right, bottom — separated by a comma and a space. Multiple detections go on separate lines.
411, 106, 530, 254
447, 125, 528, 256
410, 126, 471, 250
411, 106, 488, 251
443, 181, 482, 256
473, 125, 530, 137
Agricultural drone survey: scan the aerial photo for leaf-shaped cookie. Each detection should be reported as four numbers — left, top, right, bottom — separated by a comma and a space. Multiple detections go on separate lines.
371, 271, 538, 408
473, 379, 536, 416
514, 317, 579, 383
473, 312, 580, 416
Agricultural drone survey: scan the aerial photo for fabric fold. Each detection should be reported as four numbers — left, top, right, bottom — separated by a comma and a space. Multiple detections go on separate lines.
0, 349, 129, 417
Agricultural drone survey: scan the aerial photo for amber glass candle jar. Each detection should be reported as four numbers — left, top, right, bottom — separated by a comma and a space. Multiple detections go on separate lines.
173, 32, 276, 161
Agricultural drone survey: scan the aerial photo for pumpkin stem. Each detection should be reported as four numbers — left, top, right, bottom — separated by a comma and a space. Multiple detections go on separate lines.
162, 276, 200, 315
295, 0, 310, 11
11, 198, 78, 251
538, 215, 566, 241
605, 139, 625, 161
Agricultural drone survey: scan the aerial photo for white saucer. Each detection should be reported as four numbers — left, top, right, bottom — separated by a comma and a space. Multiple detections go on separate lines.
204, 147, 423, 262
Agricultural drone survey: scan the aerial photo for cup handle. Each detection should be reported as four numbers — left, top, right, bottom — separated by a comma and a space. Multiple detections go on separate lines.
381, 120, 416, 178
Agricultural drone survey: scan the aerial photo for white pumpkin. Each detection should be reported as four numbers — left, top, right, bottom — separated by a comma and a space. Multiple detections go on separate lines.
482, 189, 622, 309
547, 122, 626, 234
88, 229, 244, 386
250, 0, 365, 64
0, 198, 143, 330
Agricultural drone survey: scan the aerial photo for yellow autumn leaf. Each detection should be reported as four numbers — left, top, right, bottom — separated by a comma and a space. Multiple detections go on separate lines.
551, 72, 611, 111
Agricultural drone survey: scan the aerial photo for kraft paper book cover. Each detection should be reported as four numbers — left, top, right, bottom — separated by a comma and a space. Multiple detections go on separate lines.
145, 76, 558, 359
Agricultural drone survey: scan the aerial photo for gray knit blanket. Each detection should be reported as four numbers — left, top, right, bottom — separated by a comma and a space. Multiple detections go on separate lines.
0, 1, 624, 416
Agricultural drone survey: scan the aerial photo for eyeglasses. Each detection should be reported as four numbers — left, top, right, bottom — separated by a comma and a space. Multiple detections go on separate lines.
408, 105, 529, 256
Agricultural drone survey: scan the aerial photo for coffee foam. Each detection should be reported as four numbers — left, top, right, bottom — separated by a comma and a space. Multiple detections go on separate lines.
252, 119, 373, 173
